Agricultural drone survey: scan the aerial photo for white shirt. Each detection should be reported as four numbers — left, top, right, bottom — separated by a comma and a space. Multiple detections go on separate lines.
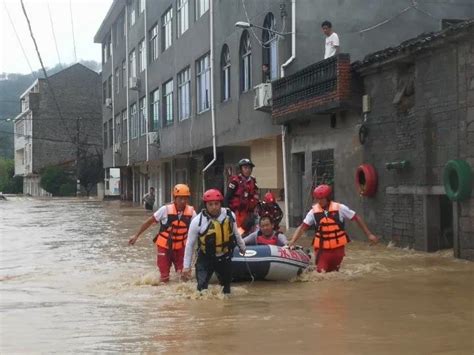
153, 204, 196, 225
324, 32, 339, 59
183, 208, 245, 269
303, 203, 355, 227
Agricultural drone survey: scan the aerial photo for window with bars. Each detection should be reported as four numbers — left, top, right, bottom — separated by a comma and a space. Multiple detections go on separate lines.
177, 0, 189, 36
149, 24, 159, 62
162, 7, 173, 51
122, 60, 127, 88
114, 67, 120, 94
311, 149, 335, 189
221, 44, 230, 101
178, 67, 191, 120
122, 110, 128, 143
138, 39, 146, 72
196, 54, 210, 113
196, 0, 209, 19
163, 80, 174, 126
130, 102, 138, 138
240, 31, 252, 93
139, 96, 147, 135
150, 88, 160, 131
129, 49, 136, 80
115, 114, 121, 143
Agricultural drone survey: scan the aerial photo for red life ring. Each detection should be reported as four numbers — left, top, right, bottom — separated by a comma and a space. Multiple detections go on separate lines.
355, 164, 378, 197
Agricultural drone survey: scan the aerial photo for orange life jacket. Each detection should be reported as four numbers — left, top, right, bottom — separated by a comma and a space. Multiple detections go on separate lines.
155, 204, 194, 250
312, 202, 350, 249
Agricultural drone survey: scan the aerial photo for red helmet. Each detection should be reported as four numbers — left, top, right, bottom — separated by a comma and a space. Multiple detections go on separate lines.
313, 184, 332, 199
203, 189, 224, 202
263, 192, 276, 203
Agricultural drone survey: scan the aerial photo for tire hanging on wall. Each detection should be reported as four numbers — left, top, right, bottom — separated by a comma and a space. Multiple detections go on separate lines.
355, 163, 378, 197
443, 159, 472, 202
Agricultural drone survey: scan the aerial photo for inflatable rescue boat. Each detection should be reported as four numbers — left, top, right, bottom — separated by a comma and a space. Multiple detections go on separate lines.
232, 245, 311, 281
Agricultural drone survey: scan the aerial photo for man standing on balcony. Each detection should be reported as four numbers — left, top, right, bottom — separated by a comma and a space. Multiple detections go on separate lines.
322, 20, 339, 59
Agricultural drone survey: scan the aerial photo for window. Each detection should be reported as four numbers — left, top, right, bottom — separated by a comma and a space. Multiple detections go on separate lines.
139, 0, 145, 13
129, 0, 136, 27
149, 24, 159, 62
240, 30, 252, 92
138, 39, 146, 72
162, 7, 173, 51
116, 13, 124, 46
129, 49, 136, 80
178, 67, 191, 120
102, 34, 111, 63
108, 118, 113, 147
177, 0, 189, 36
163, 80, 174, 126
196, 54, 210, 113
114, 67, 120, 94
196, 0, 209, 19
121, 110, 128, 143
221, 44, 231, 101
262, 13, 278, 81
139, 96, 147, 135
115, 114, 121, 144
150, 88, 160, 131
102, 81, 107, 104
107, 75, 112, 99
103, 122, 108, 148
130, 102, 138, 138
122, 60, 127, 88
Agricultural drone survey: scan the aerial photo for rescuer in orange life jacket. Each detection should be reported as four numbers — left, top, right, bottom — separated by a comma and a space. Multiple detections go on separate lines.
129, 184, 196, 282
224, 158, 260, 235
257, 192, 284, 231
244, 216, 288, 246
288, 184, 379, 273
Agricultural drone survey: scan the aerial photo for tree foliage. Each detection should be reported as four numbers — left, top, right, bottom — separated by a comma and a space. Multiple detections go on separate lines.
40, 166, 75, 196
0, 158, 23, 193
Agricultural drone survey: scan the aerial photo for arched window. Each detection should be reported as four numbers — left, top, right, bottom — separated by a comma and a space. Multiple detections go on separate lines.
221, 44, 231, 101
240, 30, 252, 93
262, 13, 278, 81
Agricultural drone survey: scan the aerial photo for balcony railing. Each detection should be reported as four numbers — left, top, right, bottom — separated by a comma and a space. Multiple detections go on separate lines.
272, 54, 351, 124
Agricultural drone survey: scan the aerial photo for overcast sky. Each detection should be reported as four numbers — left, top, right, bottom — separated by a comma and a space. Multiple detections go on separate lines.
1, 0, 113, 74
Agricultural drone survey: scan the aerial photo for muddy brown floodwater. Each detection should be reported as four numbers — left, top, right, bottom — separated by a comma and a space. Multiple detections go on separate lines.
1, 197, 473, 354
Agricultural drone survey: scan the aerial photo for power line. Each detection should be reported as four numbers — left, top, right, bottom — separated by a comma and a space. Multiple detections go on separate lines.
20, 0, 75, 143
2, 0, 36, 80
47, 2, 62, 68
0, 129, 101, 147
69, 0, 77, 62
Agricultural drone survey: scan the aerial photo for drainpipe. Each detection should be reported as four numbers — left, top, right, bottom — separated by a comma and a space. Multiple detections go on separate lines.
125, 4, 130, 167
280, 0, 295, 230
201, 0, 216, 193
144, 1, 149, 162
111, 28, 115, 168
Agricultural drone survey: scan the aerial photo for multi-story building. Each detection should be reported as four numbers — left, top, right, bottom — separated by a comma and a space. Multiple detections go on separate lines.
13, 64, 102, 196
94, 0, 472, 215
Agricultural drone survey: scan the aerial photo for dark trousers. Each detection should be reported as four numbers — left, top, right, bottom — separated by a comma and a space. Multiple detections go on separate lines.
195, 252, 233, 294
145, 203, 153, 211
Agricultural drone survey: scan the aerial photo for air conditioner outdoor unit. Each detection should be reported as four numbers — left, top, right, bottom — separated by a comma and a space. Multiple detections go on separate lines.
148, 131, 160, 148
129, 77, 140, 90
105, 98, 112, 108
113, 142, 121, 153
254, 83, 272, 112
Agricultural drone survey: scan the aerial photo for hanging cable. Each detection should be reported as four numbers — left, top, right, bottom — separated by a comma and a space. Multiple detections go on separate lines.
69, 0, 77, 62
2, 0, 36, 79
47, 2, 62, 68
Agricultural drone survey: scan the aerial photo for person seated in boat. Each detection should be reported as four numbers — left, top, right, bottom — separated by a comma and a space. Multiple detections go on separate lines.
257, 192, 283, 231
244, 216, 288, 246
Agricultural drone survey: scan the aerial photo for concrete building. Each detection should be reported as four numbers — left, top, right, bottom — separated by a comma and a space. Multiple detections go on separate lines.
274, 21, 473, 259
13, 64, 102, 196
94, 0, 472, 218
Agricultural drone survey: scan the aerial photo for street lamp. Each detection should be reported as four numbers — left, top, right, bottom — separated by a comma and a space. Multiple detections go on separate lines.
234, 21, 292, 36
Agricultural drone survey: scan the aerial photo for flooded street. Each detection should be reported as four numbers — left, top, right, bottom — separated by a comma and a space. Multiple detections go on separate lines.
1, 198, 473, 354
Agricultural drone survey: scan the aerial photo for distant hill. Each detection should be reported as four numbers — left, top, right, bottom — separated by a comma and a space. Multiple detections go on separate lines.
0, 60, 101, 159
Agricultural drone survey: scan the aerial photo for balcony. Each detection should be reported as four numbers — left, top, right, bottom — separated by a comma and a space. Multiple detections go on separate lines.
272, 54, 352, 124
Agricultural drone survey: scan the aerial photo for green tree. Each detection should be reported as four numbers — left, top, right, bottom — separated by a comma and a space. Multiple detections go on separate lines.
40, 166, 75, 196
0, 158, 23, 193
77, 155, 103, 196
